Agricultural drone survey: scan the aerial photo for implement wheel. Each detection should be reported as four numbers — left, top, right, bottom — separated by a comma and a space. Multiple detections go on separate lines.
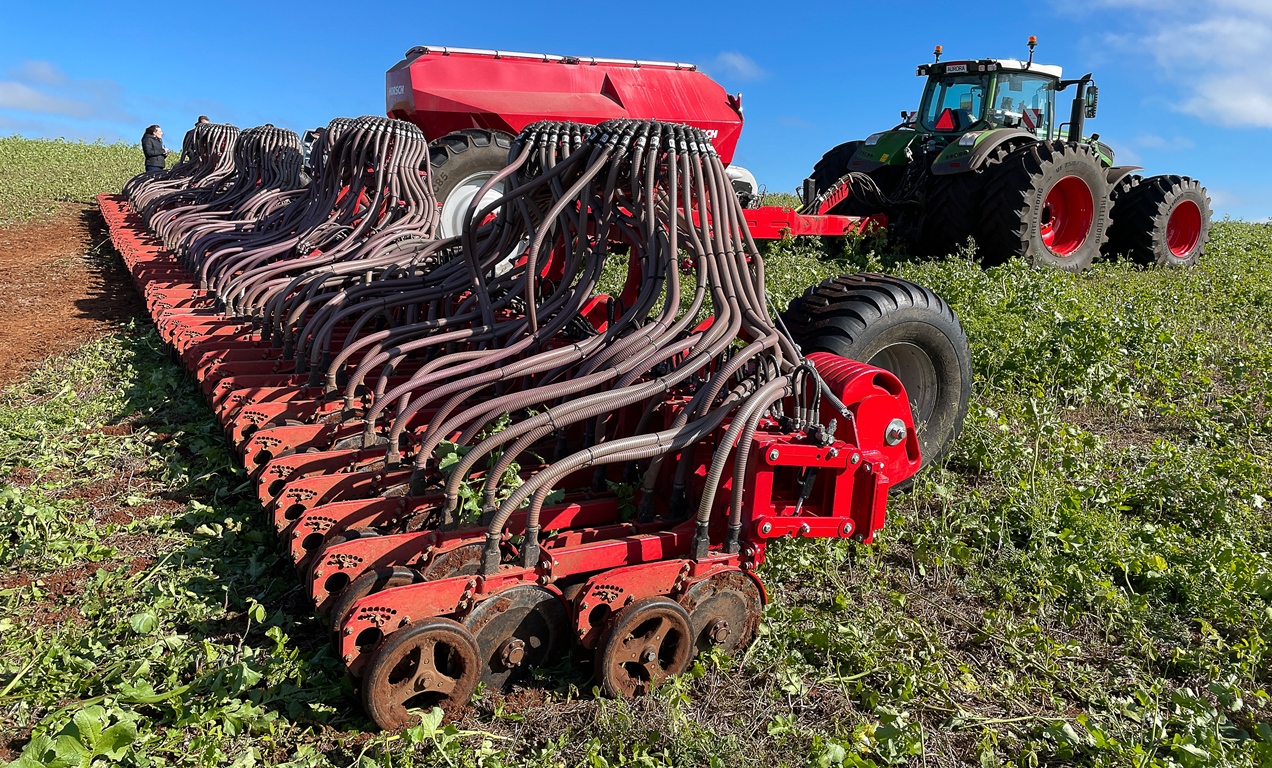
680, 570, 762, 655
361, 617, 481, 729
979, 141, 1110, 271
782, 273, 972, 476
464, 585, 569, 692
429, 129, 514, 238
1105, 174, 1210, 267
595, 596, 693, 698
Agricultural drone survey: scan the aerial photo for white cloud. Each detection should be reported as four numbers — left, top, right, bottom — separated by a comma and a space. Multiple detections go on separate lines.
1133, 133, 1195, 150
8, 60, 68, 86
1091, 1, 1272, 128
0, 82, 96, 118
0, 59, 137, 134
709, 52, 766, 82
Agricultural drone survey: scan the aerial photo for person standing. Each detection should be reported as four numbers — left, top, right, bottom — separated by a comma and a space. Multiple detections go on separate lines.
141, 125, 168, 172
182, 115, 210, 155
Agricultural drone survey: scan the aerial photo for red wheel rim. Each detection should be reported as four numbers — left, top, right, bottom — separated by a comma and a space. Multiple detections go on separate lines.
1039, 175, 1094, 256
1166, 199, 1202, 257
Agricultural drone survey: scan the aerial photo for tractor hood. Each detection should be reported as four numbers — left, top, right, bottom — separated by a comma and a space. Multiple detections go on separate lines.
848, 130, 920, 173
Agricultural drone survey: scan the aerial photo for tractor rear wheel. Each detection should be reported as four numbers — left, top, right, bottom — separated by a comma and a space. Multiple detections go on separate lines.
781, 273, 972, 476
978, 141, 1110, 271
1105, 174, 1210, 267
428, 129, 514, 238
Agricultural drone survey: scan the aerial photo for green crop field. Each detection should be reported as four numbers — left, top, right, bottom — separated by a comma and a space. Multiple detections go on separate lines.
1, 137, 1271, 767
0, 137, 147, 226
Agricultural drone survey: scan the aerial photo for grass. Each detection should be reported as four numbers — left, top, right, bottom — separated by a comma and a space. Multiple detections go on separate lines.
2, 138, 1272, 766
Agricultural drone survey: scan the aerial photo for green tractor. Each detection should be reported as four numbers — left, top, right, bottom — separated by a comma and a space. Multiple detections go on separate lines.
802, 38, 1211, 271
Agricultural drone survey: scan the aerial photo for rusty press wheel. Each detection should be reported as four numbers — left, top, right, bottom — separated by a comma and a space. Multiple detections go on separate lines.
680, 570, 763, 655
361, 617, 481, 730
464, 585, 569, 692
421, 542, 485, 581
594, 596, 693, 698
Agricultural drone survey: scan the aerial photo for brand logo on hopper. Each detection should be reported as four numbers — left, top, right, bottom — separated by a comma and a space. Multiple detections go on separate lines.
388, 85, 406, 97
702, 129, 719, 139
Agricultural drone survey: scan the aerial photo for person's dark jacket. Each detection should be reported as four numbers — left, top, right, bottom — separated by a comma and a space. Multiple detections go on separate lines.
141, 134, 166, 168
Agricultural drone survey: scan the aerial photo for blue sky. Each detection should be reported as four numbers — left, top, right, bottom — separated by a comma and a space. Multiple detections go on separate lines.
2, 0, 1268, 220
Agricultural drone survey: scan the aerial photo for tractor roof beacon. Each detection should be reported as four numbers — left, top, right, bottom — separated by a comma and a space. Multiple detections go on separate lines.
804, 37, 1211, 271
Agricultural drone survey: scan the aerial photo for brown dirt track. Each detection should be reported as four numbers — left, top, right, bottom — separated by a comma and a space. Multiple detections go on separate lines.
0, 204, 140, 386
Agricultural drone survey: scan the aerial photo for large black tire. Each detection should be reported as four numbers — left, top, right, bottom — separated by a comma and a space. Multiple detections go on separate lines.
428, 129, 514, 238
920, 172, 980, 257
1105, 174, 1210, 267
807, 140, 900, 216
978, 141, 1111, 271
811, 141, 864, 198
782, 273, 972, 476
919, 142, 1027, 257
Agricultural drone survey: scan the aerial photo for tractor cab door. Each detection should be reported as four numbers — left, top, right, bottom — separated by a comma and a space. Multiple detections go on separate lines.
989, 73, 1057, 139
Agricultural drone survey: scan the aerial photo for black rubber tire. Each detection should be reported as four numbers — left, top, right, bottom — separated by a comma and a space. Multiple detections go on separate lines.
811, 141, 863, 198
428, 129, 514, 235
978, 141, 1110, 271
807, 140, 894, 216
1104, 175, 1210, 267
919, 142, 1025, 257
781, 273, 972, 476
920, 172, 980, 256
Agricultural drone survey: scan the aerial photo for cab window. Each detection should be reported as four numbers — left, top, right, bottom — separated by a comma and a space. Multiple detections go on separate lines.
919, 74, 988, 133
991, 74, 1055, 137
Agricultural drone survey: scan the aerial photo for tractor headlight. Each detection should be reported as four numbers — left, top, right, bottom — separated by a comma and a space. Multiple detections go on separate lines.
864, 132, 886, 146
958, 131, 982, 146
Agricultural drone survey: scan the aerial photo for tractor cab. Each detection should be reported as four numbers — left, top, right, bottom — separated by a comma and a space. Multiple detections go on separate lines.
914, 59, 1062, 140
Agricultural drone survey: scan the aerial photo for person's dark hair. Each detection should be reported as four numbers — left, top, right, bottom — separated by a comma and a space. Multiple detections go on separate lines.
197, 115, 209, 123
145, 124, 160, 136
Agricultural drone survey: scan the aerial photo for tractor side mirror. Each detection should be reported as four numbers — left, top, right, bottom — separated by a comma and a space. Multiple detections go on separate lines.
1084, 85, 1099, 118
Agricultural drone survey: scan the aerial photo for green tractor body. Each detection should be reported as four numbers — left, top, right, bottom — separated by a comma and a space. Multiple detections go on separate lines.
806, 44, 1209, 270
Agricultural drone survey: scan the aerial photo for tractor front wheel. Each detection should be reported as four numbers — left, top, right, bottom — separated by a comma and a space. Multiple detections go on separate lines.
1105, 174, 1210, 267
782, 273, 972, 477
979, 141, 1110, 271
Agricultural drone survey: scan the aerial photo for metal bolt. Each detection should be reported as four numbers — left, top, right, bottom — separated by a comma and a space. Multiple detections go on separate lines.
884, 418, 907, 446
798, 523, 811, 536
579, 601, 589, 611
850, 453, 861, 465
708, 619, 731, 645
344, 627, 353, 636
827, 448, 839, 459
768, 449, 780, 461
498, 638, 527, 668
641, 647, 658, 663
343, 654, 353, 663
853, 533, 865, 543
841, 522, 853, 536
760, 522, 773, 535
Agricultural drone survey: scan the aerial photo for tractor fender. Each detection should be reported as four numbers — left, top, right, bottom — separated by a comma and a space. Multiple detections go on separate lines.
931, 128, 1038, 176
1105, 165, 1142, 190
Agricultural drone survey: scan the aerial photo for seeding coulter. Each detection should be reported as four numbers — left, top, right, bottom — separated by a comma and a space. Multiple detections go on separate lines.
101, 94, 972, 726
